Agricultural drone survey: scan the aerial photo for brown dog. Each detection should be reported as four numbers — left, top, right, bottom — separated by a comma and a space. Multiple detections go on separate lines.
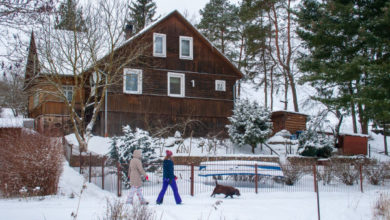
211, 180, 240, 198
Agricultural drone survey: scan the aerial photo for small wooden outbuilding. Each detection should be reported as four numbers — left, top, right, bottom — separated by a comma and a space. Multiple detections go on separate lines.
337, 133, 368, 155
271, 111, 308, 136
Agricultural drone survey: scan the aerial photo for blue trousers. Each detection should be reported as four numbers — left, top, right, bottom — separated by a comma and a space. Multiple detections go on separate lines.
156, 179, 182, 204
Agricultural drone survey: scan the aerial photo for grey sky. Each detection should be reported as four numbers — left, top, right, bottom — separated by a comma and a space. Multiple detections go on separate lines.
155, 0, 241, 23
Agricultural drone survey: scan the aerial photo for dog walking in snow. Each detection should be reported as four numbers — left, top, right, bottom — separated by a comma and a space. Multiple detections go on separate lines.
211, 180, 240, 198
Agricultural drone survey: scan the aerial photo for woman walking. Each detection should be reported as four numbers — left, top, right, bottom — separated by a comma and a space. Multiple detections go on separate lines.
126, 149, 149, 205
156, 150, 182, 205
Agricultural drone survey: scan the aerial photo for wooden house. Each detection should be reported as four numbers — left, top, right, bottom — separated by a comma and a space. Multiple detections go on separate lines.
271, 111, 308, 136
25, 32, 84, 137
26, 10, 243, 137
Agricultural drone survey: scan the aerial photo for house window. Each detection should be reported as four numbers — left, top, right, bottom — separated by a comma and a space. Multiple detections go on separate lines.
179, 36, 193, 60
123, 68, 142, 94
153, 33, 166, 57
63, 86, 73, 102
215, 80, 226, 91
168, 72, 185, 97
33, 93, 39, 108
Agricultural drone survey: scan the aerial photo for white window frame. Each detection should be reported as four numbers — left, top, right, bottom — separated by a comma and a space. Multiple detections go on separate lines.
153, 33, 166, 57
179, 36, 193, 60
123, 68, 142, 94
33, 93, 39, 108
215, 80, 226, 92
63, 85, 74, 102
167, 72, 185, 97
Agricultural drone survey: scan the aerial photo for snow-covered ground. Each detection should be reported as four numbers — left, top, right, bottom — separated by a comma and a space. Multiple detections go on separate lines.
0, 160, 387, 220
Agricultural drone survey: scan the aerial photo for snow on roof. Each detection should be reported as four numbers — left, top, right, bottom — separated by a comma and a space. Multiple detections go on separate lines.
272, 110, 309, 116
0, 118, 23, 128
339, 132, 370, 137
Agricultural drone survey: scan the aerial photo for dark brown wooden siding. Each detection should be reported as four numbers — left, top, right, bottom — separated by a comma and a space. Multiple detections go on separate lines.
95, 12, 241, 136
94, 94, 233, 136
271, 111, 307, 135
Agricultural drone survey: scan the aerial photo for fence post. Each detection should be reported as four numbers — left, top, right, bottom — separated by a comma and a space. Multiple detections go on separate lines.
313, 164, 317, 193
89, 153, 92, 183
102, 157, 105, 190
191, 163, 194, 196
359, 164, 363, 193
117, 162, 121, 197
255, 163, 258, 194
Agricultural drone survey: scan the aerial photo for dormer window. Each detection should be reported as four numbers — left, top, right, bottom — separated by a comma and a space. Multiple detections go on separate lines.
153, 33, 166, 57
63, 86, 74, 102
215, 80, 226, 91
179, 36, 193, 60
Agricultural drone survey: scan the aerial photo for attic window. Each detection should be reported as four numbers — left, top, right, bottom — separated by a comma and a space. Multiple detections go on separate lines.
123, 68, 142, 94
215, 80, 226, 91
33, 93, 39, 108
153, 33, 166, 57
179, 36, 193, 60
63, 86, 73, 102
168, 72, 185, 97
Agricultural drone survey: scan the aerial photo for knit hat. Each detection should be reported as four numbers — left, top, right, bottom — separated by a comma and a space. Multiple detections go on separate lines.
166, 150, 173, 157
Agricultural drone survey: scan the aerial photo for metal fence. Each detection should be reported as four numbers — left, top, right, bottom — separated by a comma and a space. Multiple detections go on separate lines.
78, 159, 390, 197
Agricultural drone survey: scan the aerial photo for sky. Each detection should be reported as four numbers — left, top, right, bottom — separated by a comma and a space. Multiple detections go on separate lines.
154, 0, 241, 24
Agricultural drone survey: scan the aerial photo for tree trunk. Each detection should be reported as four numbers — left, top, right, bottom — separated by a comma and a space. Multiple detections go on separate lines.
270, 65, 274, 111
271, 2, 299, 112
384, 123, 388, 156
357, 102, 368, 134
262, 50, 268, 107
348, 83, 358, 133
252, 145, 255, 154
283, 71, 288, 110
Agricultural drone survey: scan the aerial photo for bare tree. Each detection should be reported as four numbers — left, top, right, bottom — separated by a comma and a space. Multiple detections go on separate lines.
31, 0, 149, 152
267, 0, 300, 112
0, 61, 27, 116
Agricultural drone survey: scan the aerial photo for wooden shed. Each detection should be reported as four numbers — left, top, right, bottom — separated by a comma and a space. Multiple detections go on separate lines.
271, 111, 308, 136
337, 133, 368, 155
0, 118, 23, 139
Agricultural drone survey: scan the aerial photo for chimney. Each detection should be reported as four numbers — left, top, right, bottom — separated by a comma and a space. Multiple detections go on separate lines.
124, 23, 134, 40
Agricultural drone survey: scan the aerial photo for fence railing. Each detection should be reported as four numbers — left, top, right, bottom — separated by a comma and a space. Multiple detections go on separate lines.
77, 159, 390, 197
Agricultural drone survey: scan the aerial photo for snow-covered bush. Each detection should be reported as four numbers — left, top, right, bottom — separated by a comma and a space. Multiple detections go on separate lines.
317, 165, 335, 185
227, 99, 272, 154
333, 162, 359, 185
0, 131, 63, 197
298, 112, 334, 158
373, 193, 390, 220
364, 160, 389, 185
280, 162, 307, 185
109, 126, 159, 187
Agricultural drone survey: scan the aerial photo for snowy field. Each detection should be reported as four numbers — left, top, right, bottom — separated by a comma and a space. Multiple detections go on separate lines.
0, 161, 388, 220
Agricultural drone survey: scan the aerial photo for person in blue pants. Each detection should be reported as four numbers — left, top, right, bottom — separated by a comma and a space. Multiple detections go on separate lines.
156, 150, 182, 205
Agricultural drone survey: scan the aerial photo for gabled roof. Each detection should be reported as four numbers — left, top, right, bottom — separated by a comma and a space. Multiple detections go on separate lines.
116, 10, 244, 79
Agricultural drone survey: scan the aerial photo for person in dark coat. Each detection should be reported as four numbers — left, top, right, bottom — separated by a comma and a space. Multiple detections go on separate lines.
156, 150, 182, 204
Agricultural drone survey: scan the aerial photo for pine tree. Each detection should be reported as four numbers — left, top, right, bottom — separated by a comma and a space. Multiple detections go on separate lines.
197, 0, 240, 61
109, 125, 158, 187
55, 0, 86, 32
227, 99, 272, 154
296, 0, 390, 134
128, 0, 158, 33
298, 111, 334, 158
109, 136, 120, 162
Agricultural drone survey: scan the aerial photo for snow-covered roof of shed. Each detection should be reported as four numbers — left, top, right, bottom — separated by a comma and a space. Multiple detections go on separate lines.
0, 118, 24, 128
272, 110, 309, 117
